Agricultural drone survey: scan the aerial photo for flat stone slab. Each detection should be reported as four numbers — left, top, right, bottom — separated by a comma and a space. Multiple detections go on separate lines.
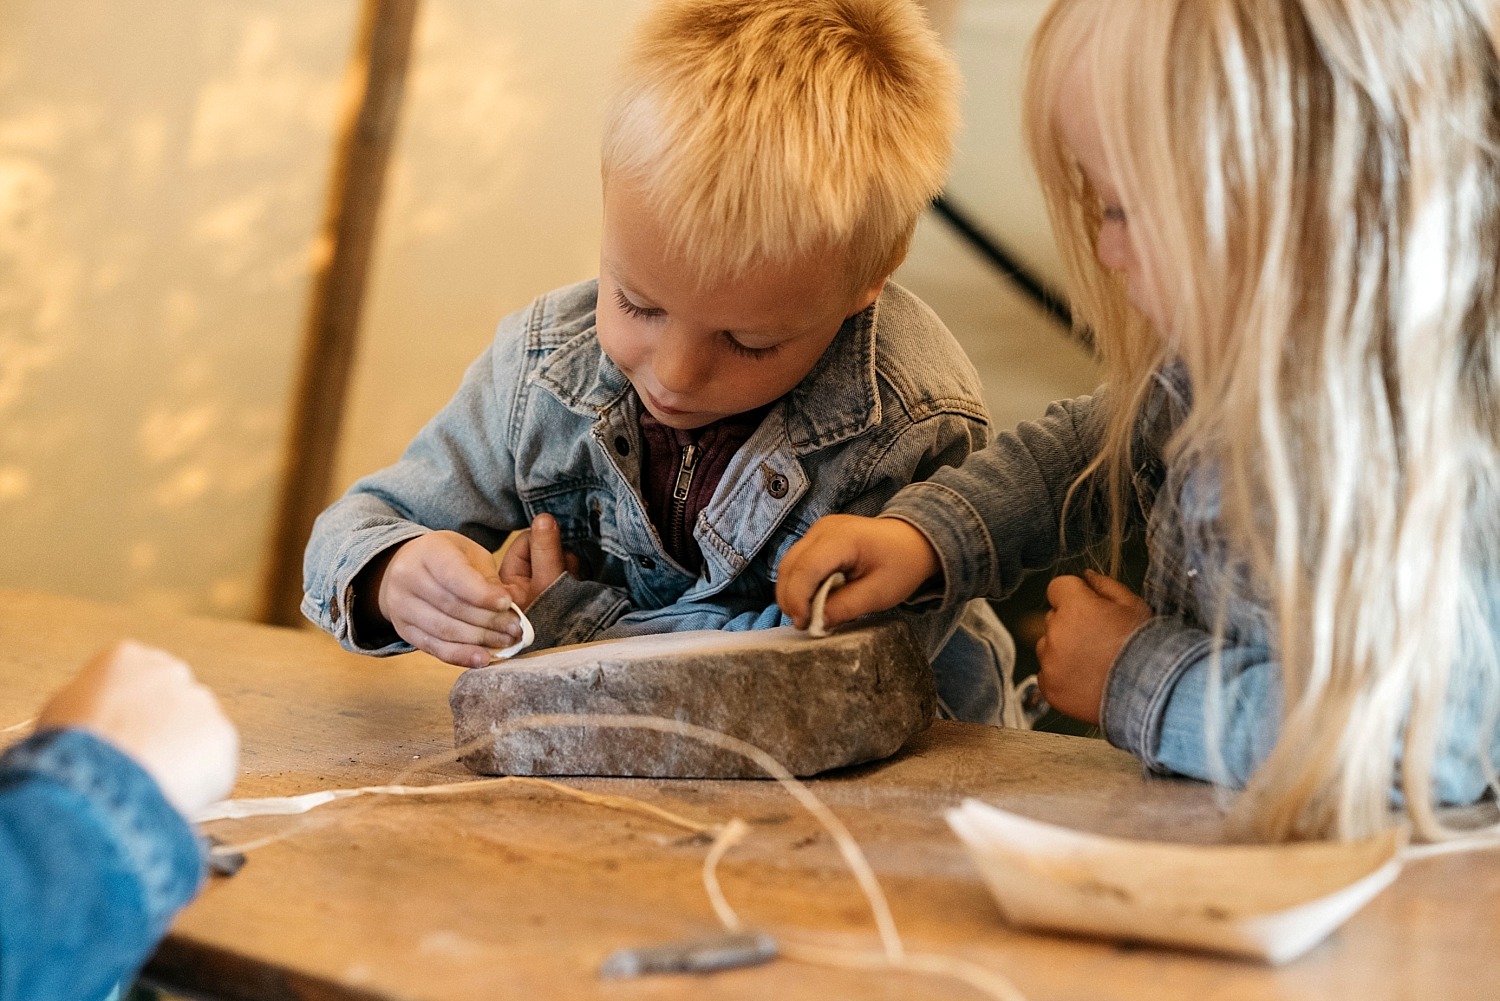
449, 620, 936, 778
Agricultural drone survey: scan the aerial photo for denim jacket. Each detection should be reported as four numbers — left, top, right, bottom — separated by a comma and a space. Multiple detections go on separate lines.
884, 364, 1500, 803
0, 729, 203, 1001
303, 279, 1013, 721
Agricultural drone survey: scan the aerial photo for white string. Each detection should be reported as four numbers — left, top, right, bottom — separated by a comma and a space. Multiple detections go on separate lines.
488, 600, 535, 661
1401, 834, 1500, 860
199, 773, 718, 833
703, 818, 751, 932
807, 573, 846, 638
490, 713, 906, 962
203, 712, 1028, 999
0, 718, 35, 735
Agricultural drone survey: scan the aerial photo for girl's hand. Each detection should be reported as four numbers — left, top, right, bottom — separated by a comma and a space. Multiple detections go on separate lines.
775, 514, 940, 631
1035, 570, 1152, 724
373, 531, 527, 669
38, 640, 239, 817
496, 514, 580, 607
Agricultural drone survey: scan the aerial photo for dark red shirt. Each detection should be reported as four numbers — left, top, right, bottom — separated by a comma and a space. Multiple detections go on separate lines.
637, 403, 770, 573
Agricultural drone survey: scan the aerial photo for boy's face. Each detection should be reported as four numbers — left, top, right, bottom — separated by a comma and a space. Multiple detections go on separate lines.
597, 180, 884, 431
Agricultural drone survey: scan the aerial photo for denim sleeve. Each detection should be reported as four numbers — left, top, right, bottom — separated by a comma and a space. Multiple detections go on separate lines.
0, 729, 203, 1001
881, 393, 1110, 618
1107, 618, 1500, 804
1100, 617, 1282, 786
301, 314, 533, 654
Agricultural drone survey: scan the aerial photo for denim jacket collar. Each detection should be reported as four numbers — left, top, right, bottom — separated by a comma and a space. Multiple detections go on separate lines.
533, 291, 882, 456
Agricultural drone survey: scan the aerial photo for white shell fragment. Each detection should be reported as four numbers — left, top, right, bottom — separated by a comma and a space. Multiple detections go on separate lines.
807, 572, 847, 638
489, 598, 536, 662
947, 798, 1404, 965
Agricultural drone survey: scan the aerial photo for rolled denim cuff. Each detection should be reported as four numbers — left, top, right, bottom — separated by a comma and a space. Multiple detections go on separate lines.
1100, 616, 1214, 772
522, 572, 634, 650
301, 524, 430, 655
880, 482, 998, 618
1, 729, 204, 940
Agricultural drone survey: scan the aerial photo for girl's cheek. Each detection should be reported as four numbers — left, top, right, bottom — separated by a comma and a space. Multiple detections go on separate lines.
1095, 220, 1134, 273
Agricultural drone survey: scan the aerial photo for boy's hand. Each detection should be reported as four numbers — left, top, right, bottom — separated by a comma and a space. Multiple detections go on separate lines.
775, 514, 939, 632
496, 514, 581, 608
1035, 570, 1152, 724
375, 531, 527, 669
38, 640, 239, 818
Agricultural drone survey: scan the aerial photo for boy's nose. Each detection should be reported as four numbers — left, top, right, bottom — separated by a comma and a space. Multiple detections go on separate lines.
652, 327, 712, 393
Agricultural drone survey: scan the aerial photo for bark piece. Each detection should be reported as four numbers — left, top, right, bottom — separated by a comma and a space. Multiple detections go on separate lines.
450, 620, 935, 778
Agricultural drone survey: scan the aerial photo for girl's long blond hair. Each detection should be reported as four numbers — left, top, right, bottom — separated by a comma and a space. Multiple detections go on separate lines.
1026, 0, 1500, 841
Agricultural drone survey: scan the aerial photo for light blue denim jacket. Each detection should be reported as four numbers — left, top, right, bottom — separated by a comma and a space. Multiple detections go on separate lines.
303, 279, 1013, 722
0, 729, 203, 1001
883, 364, 1500, 802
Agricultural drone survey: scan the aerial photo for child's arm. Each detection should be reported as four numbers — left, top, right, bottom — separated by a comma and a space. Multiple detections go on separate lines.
778, 393, 1112, 630
303, 326, 534, 658
1108, 619, 1500, 806
0, 643, 238, 1000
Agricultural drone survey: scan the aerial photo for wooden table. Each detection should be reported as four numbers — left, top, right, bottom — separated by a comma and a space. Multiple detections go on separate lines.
2, 588, 1495, 1000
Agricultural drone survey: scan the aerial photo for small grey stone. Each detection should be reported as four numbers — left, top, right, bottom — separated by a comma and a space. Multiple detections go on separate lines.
449, 619, 936, 778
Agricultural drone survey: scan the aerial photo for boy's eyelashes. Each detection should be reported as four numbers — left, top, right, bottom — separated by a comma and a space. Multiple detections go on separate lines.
613, 288, 664, 319
722, 334, 778, 360
611, 288, 779, 360
1101, 204, 1127, 224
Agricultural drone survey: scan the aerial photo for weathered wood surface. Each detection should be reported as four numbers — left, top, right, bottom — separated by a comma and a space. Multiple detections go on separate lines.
1, 588, 1495, 1001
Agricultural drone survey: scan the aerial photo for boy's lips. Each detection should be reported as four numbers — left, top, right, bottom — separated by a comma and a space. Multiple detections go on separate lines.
643, 389, 690, 416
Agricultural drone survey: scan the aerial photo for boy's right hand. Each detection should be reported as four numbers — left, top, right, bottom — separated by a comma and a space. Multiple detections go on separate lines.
775, 515, 940, 632
374, 531, 527, 669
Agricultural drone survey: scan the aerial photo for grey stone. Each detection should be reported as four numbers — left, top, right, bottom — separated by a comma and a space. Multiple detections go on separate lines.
449, 619, 936, 778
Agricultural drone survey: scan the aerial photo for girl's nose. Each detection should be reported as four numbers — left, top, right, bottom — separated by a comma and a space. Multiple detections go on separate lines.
1096, 219, 1134, 274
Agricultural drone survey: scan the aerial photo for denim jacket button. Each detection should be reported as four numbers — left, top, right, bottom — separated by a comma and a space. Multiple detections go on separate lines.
613, 435, 630, 457
637, 555, 656, 570
767, 474, 789, 498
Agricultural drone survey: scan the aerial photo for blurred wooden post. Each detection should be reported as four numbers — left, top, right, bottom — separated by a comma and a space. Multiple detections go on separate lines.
258, 0, 421, 626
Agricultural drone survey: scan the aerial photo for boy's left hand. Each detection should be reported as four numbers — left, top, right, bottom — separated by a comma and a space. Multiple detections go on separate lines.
497, 513, 581, 608
1035, 570, 1152, 724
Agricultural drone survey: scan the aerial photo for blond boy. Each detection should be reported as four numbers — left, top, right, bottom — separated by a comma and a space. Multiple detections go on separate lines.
303, 0, 1019, 724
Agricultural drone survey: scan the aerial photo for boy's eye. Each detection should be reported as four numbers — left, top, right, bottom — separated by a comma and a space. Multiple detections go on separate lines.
723, 333, 778, 360
1101, 205, 1127, 225
613, 288, 663, 319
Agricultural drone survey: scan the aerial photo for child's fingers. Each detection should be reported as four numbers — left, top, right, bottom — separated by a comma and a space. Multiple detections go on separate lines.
775, 533, 854, 625
428, 546, 522, 622
402, 622, 496, 670
1045, 574, 1096, 610
402, 600, 519, 649
525, 513, 568, 588
1082, 569, 1146, 608
495, 529, 533, 582
813, 574, 912, 631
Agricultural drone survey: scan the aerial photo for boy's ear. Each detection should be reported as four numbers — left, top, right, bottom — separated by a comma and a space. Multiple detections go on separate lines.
849, 278, 887, 316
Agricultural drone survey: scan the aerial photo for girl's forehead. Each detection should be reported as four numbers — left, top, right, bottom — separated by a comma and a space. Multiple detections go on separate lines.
1054, 57, 1114, 191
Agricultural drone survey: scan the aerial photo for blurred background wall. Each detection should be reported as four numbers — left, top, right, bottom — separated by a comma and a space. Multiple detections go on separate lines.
0, 0, 1094, 622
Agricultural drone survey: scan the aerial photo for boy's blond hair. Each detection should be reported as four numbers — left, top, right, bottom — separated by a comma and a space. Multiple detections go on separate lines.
602, 0, 960, 291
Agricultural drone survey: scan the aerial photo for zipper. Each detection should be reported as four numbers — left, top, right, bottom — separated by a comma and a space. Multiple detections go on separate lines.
667, 442, 700, 558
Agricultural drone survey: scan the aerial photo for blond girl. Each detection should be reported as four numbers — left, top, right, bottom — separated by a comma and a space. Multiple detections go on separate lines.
778, 0, 1500, 842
